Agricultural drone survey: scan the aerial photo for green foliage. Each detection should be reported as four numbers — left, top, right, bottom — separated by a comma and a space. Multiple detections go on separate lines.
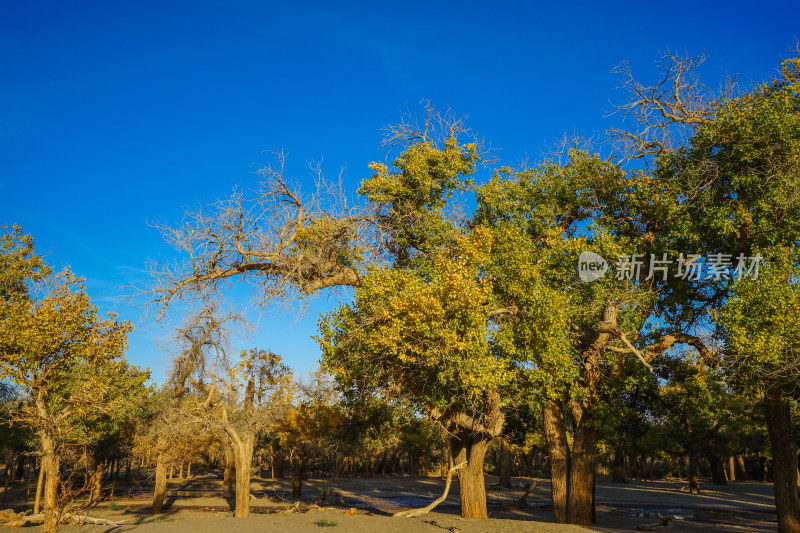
315, 519, 338, 527
359, 136, 477, 264
0, 224, 50, 301
319, 229, 512, 416
716, 247, 800, 394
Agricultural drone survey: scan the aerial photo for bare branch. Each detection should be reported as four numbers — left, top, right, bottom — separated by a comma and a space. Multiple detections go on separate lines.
144, 153, 371, 319
605, 51, 738, 162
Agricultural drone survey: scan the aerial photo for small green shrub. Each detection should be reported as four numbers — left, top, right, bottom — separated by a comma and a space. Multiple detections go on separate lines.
107, 502, 120, 511
315, 519, 338, 527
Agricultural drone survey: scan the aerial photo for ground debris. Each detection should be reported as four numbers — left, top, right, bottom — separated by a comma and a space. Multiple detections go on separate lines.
0, 509, 126, 528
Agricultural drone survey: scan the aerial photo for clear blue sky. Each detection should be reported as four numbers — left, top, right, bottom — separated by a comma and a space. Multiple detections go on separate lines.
2, 0, 797, 384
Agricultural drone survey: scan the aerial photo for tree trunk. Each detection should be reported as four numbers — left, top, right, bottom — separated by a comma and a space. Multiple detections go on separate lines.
737, 455, 748, 481
223, 444, 235, 486
764, 391, 800, 533
612, 445, 626, 483
272, 452, 283, 479
292, 460, 306, 500
688, 447, 700, 494
33, 460, 45, 514
451, 433, 490, 519
151, 454, 167, 514
728, 456, 736, 482
543, 399, 569, 523
89, 461, 103, 505
706, 447, 727, 485
762, 456, 770, 482
568, 422, 598, 525
498, 438, 512, 489
232, 437, 254, 517
40, 433, 60, 533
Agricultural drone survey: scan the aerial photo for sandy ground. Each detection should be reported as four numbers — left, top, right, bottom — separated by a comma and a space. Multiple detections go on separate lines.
1, 474, 779, 532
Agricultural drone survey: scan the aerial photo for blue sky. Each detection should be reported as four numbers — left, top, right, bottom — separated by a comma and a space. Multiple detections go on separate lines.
2, 0, 797, 384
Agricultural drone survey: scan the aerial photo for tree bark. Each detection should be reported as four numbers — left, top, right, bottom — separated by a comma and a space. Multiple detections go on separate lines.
451, 433, 490, 519
232, 437, 254, 517
33, 460, 45, 515
40, 432, 60, 533
568, 421, 598, 525
688, 447, 700, 494
543, 399, 569, 523
89, 461, 103, 506
764, 391, 800, 533
498, 438, 512, 489
151, 454, 167, 514
728, 456, 736, 482
292, 460, 306, 500
223, 443, 235, 486
737, 455, 748, 481
706, 446, 727, 485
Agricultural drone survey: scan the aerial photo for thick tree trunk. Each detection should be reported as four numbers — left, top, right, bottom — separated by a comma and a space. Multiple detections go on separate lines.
151, 455, 167, 514
728, 456, 736, 482
232, 438, 254, 517
543, 399, 569, 523
568, 422, 598, 525
89, 461, 103, 506
764, 391, 800, 533
40, 434, 60, 533
707, 448, 727, 485
451, 434, 490, 519
292, 460, 306, 500
223, 444, 235, 486
688, 447, 700, 494
498, 438, 512, 489
737, 455, 748, 481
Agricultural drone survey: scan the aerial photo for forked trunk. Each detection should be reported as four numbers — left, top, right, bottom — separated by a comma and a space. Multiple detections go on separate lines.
151, 454, 167, 514
543, 399, 569, 523
451, 434, 490, 518
764, 391, 800, 533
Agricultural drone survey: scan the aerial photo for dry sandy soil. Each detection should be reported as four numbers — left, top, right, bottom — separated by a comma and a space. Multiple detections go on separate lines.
1, 474, 779, 532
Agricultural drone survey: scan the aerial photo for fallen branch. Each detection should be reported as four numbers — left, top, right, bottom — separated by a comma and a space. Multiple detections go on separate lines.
515, 481, 536, 506
1, 511, 126, 528
393, 461, 467, 518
